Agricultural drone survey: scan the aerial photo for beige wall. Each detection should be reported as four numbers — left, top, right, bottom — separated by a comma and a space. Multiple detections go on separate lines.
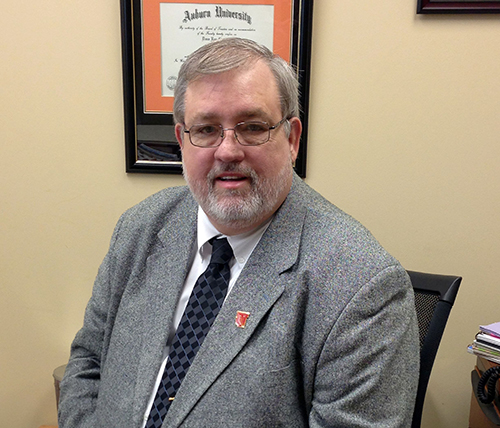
1, 1, 499, 427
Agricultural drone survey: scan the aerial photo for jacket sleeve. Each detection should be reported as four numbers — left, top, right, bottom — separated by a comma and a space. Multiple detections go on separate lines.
309, 265, 420, 428
57, 217, 123, 428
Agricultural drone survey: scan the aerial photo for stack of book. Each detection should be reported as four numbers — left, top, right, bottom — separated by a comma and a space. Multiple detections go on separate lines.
468, 321, 500, 364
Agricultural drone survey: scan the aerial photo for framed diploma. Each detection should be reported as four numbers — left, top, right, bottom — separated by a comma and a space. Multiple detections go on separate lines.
120, 0, 313, 176
417, 0, 500, 13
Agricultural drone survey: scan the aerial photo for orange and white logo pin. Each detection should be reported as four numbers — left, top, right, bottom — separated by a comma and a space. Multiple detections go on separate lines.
235, 311, 250, 328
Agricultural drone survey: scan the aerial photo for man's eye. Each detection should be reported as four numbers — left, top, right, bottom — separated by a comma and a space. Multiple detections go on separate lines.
239, 123, 268, 133
195, 125, 219, 136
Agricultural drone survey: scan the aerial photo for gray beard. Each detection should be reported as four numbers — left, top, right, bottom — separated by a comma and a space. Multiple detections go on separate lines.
184, 160, 292, 231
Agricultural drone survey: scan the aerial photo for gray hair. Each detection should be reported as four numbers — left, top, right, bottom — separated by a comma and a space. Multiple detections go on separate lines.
173, 38, 300, 126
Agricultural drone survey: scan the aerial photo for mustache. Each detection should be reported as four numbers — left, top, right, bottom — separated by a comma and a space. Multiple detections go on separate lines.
206, 163, 258, 181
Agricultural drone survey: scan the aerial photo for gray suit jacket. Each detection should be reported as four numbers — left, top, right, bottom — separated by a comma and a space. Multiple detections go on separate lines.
59, 174, 419, 428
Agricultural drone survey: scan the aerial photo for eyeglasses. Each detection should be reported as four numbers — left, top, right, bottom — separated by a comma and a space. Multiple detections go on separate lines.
183, 117, 288, 148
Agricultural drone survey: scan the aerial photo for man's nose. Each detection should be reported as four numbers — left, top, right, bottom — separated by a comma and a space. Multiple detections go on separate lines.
214, 129, 245, 162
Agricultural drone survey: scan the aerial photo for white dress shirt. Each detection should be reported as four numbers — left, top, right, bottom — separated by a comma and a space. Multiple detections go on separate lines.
141, 207, 271, 426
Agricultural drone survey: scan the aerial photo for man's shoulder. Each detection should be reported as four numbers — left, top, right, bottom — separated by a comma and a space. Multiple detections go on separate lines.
291, 176, 371, 238
111, 185, 196, 244
287, 177, 408, 301
290, 176, 399, 266
121, 185, 194, 222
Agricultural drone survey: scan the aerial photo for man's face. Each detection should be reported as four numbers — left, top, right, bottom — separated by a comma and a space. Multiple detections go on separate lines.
175, 60, 301, 235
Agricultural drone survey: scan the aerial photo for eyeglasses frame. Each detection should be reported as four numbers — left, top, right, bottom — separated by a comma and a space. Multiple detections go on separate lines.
183, 117, 289, 148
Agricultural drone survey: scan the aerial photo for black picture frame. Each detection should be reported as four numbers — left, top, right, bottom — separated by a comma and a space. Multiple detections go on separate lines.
417, 0, 500, 13
120, 0, 313, 177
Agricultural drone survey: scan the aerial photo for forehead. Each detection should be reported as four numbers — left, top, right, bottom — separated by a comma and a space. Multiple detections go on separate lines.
184, 61, 281, 123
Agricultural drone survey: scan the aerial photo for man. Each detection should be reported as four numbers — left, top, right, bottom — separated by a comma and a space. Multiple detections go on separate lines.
59, 38, 419, 427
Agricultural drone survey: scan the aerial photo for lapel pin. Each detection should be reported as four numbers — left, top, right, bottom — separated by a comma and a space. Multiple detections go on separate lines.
235, 311, 250, 328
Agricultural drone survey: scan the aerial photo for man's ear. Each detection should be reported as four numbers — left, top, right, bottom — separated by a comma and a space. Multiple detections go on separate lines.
175, 123, 185, 148
287, 117, 302, 163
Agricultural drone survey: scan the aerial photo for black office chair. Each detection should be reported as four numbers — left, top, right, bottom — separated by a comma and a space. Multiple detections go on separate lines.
407, 270, 462, 428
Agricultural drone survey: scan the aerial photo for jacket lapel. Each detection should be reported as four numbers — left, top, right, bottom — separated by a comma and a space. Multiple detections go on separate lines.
131, 195, 198, 425
164, 177, 307, 427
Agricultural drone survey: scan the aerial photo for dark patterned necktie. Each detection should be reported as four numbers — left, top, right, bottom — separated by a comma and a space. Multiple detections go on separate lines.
145, 238, 233, 428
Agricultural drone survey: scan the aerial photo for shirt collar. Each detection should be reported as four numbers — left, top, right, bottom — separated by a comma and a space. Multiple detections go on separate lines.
197, 206, 272, 264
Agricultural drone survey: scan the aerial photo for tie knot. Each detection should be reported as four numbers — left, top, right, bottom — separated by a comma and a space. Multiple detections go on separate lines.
210, 237, 233, 265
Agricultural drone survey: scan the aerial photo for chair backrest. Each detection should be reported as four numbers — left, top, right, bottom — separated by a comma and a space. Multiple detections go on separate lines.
407, 270, 461, 428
